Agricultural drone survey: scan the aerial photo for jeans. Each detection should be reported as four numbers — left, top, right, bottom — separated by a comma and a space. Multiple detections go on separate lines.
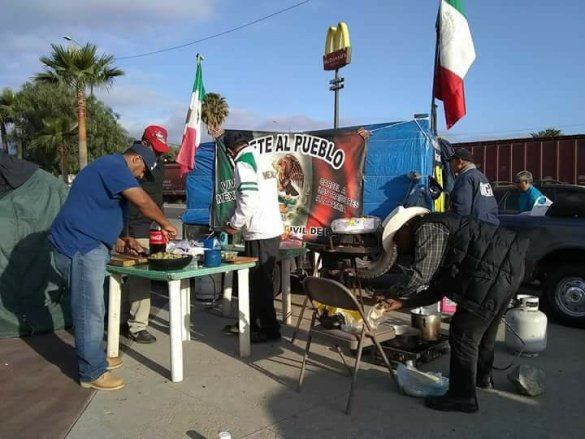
245, 236, 280, 334
53, 244, 109, 382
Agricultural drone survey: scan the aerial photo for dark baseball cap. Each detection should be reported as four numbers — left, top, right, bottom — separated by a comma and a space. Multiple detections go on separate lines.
448, 147, 474, 162
126, 143, 157, 181
223, 132, 252, 150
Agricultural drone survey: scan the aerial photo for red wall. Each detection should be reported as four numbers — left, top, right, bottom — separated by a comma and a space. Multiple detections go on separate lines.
453, 135, 585, 185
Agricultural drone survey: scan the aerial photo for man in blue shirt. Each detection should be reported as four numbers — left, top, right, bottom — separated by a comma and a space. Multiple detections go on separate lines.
49, 144, 177, 391
448, 148, 499, 225
516, 170, 545, 213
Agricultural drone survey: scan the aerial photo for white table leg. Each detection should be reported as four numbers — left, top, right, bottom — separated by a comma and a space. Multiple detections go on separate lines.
281, 258, 292, 325
180, 278, 191, 341
237, 268, 251, 357
107, 274, 122, 358
222, 271, 234, 317
168, 279, 183, 382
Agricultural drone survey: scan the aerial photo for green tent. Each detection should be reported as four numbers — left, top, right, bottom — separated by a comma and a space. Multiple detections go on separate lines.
0, 162, 70, 338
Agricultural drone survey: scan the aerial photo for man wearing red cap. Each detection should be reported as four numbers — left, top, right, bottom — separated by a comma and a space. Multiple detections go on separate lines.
117, 125, 170, 344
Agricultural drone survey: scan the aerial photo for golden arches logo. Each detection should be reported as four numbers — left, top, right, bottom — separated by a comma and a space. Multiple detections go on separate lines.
323, 22, 351, 71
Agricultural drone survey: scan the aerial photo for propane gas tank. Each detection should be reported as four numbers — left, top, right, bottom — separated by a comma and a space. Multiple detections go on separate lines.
505, 295, 548, 356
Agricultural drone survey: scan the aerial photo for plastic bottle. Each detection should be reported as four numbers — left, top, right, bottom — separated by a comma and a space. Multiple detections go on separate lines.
219, 232, 229, 247
149, 222, 167, 254
218, 432, 231, 439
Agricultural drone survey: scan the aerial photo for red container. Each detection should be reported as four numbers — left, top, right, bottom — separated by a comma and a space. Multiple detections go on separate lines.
440, 297, 457, 314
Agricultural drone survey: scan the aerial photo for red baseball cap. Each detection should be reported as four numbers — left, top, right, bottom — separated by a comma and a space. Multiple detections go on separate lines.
142, 125, 170, 153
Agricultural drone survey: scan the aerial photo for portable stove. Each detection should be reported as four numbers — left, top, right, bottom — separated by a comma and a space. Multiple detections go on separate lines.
365, 334, 450, 368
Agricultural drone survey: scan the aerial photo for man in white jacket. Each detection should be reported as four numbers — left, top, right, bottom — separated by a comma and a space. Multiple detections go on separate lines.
223, 132, 284, 343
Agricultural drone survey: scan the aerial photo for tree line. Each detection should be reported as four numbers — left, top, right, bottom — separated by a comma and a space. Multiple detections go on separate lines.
0, 42, 231, 183
0, 43, 128, 181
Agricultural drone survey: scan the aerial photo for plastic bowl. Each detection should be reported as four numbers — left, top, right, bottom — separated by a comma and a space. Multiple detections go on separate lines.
222, 251, 239, 262
148, 255, 193, 271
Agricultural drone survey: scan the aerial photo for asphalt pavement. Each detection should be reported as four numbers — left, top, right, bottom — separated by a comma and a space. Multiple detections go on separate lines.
74, 204, 584, 438
68, 289, 585, 439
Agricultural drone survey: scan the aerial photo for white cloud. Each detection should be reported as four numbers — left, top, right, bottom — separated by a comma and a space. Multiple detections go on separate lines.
0, 0, 216, 89
1, 0, 214, 33
0, 0, 356, 148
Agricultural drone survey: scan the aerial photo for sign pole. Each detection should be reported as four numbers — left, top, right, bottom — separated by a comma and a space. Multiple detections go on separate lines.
334, 68, 339, 128
323, 22, 351, 130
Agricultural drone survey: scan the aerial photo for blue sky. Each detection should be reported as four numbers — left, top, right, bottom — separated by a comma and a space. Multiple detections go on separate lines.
1, 0, 584, 145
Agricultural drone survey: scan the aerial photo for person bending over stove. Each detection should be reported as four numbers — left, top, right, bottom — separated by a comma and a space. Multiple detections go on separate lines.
376, 207, 527, 413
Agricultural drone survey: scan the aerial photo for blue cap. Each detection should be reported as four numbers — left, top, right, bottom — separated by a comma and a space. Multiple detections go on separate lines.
127, 143, 157, 180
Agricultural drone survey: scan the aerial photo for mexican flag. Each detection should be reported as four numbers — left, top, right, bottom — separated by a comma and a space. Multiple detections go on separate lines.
434, 0, 476, 129
177, 57, 206, 175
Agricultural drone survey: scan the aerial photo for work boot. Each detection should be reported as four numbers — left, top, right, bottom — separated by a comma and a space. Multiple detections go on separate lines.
424, 394, 479, 413
128, 329, 157, 344
107, 356, 123, 370
223, 323, 239, 336
80, 372, 125, 391
476, 375, 494, 390
251, 329, 282, 344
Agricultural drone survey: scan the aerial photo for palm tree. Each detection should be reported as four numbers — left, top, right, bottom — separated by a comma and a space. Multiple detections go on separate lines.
34, 43, 124, 169
531, 128, 562, 138
202, 92, 229, 138
34, 117, 78, 182
0, 88, 17, 153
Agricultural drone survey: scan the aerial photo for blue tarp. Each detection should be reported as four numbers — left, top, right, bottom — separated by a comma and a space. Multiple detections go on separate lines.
182, 141, 215, 225
182, 118, 436, 225
359, 119, 435, 217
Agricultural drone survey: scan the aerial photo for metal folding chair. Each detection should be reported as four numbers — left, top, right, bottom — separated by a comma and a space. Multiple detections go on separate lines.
297, 276, 398, 414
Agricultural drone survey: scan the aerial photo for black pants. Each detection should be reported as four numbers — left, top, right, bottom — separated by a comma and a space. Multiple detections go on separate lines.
447, 299, 511, 400
245, 236, 280, 334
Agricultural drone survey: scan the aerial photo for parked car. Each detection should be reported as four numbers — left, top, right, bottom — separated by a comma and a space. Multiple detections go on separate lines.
494, 181, 585, 215
499, 196, 585, 327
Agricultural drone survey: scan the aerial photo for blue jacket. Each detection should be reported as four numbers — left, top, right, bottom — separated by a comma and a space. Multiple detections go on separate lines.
518, 185, 544, 213
450, 166, 499, 225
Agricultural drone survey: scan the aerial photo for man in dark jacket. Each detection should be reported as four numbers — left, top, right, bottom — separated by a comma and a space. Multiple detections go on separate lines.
118, 125, 170, 344
448, 147, 499, 225
378, 207, 528, 413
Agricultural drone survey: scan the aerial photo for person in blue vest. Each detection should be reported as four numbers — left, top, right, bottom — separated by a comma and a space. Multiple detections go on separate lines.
515, 170, 545, 213
448, 148, 499, 225
49, 144, 177, 391
377, 206, 528, 413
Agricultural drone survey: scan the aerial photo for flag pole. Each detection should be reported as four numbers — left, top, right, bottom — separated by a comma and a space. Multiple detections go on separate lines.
431, 0, 441, 136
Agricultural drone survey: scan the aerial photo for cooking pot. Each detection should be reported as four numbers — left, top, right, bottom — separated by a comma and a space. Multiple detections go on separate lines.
410, 310, 442, 341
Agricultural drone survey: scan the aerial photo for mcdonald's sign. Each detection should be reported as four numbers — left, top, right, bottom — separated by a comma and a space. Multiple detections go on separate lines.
323, 22, 351, 71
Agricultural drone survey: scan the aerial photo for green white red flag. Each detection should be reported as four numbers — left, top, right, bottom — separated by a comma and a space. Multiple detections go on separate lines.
433, 0, 476, 129
177, 57, 205, 175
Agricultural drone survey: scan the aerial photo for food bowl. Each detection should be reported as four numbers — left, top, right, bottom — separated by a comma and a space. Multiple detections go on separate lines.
148, 253, 193, 271
221, 251, 239, 262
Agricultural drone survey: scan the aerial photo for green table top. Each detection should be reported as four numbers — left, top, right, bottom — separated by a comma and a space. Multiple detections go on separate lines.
106, 261, 256, 281
106, 246, 306, 281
